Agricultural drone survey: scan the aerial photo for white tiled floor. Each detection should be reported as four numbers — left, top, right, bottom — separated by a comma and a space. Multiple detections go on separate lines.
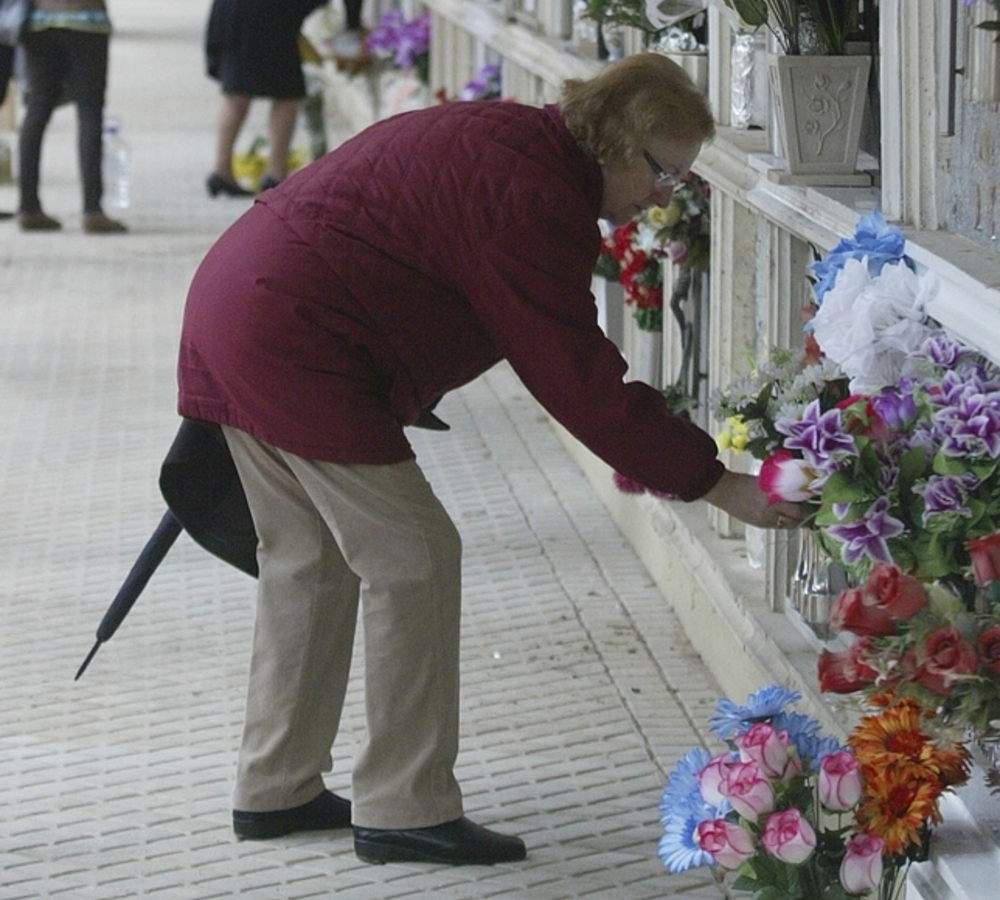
0, 4, 725, 897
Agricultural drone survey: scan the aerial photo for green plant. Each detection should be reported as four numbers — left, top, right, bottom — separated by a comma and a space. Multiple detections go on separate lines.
582, 0, 705, 39
722, 0, 863, 55
967, 0, 1000, 42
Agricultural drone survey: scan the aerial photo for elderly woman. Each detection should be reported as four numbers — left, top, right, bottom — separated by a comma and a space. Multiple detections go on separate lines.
177, 53, 805, 866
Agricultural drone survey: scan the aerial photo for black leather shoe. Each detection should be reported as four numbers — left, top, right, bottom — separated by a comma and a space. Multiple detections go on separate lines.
233, 790, 352, 840
258, 174, 281, 192
354, 816, 526, 865
206, 172, 254, 198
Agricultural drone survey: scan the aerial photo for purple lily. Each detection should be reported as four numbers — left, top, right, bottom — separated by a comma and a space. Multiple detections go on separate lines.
872, 381, 919, 430
914, 472, 981, 524
776, 399, 857, 472
934, 388, 1000, 459
921, 330, 973, 368
826, 496, 906, 566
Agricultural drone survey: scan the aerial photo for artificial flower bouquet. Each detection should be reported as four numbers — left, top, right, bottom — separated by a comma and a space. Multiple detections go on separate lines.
456, 63, 501, 101
820, 553, 1000, 750
434, 63, 502, 104
595, 174, 710, 332
365, 9, 430, 85
713, 208, 1000, 772
713, 210, 1000, 585
660, 685, 970, 900
231, 136, 310, 191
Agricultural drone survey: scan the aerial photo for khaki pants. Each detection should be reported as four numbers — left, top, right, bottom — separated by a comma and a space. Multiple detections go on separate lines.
223, 427, 465, 829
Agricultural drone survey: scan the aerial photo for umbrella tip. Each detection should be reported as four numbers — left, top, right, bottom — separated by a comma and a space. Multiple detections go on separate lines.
74, 640, 102, 681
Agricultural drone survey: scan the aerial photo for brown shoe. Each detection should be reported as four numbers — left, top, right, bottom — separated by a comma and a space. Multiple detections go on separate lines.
19, 210, 62, 231
84, 211, 128, 234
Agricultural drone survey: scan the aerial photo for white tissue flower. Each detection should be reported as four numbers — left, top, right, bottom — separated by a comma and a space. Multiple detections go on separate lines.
810, 258, 938, 393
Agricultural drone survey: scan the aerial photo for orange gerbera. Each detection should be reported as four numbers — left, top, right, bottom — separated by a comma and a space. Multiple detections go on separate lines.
848, 697, 970, 788
854, 775, 941, 855
846, 697, 971, 856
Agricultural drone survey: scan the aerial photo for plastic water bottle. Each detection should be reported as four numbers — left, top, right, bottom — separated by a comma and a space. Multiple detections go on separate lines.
102, 116, 131, 209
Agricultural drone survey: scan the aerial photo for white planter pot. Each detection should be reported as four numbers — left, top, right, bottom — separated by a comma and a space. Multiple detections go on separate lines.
768, 54, 871, 184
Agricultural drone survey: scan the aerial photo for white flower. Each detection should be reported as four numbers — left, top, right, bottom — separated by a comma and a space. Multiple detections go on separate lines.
632, 218, 663, 254
811, 258, 938, 393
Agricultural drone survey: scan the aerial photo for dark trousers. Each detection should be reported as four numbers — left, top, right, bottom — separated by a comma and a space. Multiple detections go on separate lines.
0, 43, 13, 106
19, 28, 109, 214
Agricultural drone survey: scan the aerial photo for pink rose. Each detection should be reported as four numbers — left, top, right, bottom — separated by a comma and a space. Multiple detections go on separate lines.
817, 639, 879, 694
914, 627, 977, 695
977, 625, 1000, 677
760, 808, 816, 865
818, 750, 863, 811
968, 531, 1000, 587
695, 819, 756, 869
721, 760, 776, 823
667, 241, 689, 265
758, 449, 818, 503
734, 723, 795, 780
840, 833, 884, 894
697, 752, 737, 807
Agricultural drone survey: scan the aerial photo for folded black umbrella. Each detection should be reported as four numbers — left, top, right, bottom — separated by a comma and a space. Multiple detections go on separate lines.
75, 419, 258, 680
75, 408, 450, 680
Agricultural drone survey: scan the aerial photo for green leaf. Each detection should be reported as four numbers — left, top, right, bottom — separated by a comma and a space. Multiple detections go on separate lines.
632, 306, 663, 332
820, 471, 872, 505
723, 0, 768, 27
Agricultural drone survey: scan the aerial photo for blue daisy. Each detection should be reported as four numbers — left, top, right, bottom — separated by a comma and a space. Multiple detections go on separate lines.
659, 747, 712, 819
658, 808, 717, 874
708, 684, 801, 740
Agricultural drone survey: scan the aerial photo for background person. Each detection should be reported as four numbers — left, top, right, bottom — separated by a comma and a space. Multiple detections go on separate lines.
177, 53, 807, 866
1, 20, 14, 220
205, 0, 325, 197
17, 0, 125, 233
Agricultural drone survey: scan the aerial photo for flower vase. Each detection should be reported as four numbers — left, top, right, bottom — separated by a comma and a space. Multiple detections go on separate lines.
790, 531, 851, 639
730, 30, 755, 129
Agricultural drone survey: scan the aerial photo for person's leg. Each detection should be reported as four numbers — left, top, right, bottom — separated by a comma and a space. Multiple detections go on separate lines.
224, 427, 361, 813
331, 0, 366, 60
224, 428, 524, 863
285, 455, 465, 830
211, 92, 252, 185
344, 0, 363, 30
262, 97, 299, 185
60, 30, 108, 216
18, 31, 63, 224
77, 102, 105, 213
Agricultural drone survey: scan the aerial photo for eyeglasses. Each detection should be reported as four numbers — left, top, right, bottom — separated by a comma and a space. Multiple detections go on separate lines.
642, 149, 683, 191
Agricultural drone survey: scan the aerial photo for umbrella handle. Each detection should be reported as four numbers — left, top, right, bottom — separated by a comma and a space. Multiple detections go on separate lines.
75, 509, 183, 680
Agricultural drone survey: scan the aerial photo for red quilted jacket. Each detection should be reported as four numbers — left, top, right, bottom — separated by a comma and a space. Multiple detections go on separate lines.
177, 100, 723, 501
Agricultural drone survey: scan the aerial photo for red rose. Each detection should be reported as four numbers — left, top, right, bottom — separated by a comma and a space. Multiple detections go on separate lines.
818, 640, 879, 694
836, 395, 889, 442
914, 627, 978, 695
865, 562, 929, 618
976, 625, 1000, 677
830, 587, 894, 637
829, 564, 928, 637
967, 531, 1000, 587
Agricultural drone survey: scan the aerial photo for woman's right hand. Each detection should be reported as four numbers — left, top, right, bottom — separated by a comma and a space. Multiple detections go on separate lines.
701, 469, 809, 531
